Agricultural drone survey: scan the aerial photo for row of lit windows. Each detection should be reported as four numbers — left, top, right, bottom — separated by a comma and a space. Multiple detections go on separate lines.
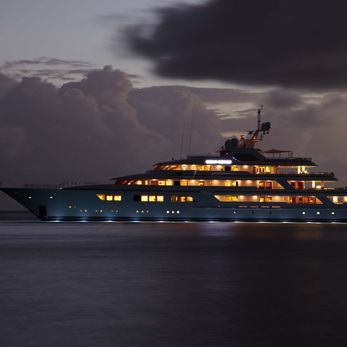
97, 194, 122, 201
95, 194, 194, 203
215, 195, 322, 204
117, 179, 283, 189
133, 195, 195, 203
155, 164, 312, 175
133, 195, 164, 202
171, 196, 195, 203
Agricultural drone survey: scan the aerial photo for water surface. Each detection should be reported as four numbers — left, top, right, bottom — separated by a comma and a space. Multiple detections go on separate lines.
1, 214, 347, 346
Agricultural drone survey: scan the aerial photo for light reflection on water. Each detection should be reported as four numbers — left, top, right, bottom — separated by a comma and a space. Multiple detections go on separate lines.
1, 215, 347, 346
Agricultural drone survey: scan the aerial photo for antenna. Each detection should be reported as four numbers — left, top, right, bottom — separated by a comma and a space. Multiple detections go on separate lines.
257, 105, 263, 131
187, 109, 194, 155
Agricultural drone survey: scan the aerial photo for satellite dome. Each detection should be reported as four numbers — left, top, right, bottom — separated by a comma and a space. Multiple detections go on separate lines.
225, 136, 239, 150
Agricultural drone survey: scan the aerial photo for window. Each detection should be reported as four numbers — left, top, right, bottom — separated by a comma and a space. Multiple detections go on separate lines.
214, 195, 239, 202
289, 196, 321, 204
171, 195, 195, 203
134, 195, 164, 202
97, 194, 105, 201
258, 181, 273, 189
97, 194, 122, 202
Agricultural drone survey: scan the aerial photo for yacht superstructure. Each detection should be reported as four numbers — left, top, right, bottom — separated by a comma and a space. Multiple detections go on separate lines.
2, 108, 347, 222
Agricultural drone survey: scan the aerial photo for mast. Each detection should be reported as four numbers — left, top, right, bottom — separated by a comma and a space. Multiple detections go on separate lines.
257, 105, 263, 131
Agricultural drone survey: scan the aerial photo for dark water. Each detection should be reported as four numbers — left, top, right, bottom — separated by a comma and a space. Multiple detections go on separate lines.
1, 214, 347, 346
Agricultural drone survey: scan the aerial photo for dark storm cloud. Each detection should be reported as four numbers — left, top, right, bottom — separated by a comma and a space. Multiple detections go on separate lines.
0, 66, 222, 192
124, 0, 347, 89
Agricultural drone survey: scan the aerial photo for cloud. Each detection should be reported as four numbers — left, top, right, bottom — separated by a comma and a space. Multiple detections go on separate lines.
0, 66, 222, 192
0, 57, 94, 84
123, 0, 347, 90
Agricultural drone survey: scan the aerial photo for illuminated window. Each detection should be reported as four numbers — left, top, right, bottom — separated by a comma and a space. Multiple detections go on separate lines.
258, 181, 273, 189
181, 180, 188, 186
214, 195, 239, 202
106, 195, 113, 201
134, 195, 164, 202
171, 195, 195, 203
97, 194, 105, 201
328, 196, 347, 204
114, 195, 122, 201
289, 196, 321, 204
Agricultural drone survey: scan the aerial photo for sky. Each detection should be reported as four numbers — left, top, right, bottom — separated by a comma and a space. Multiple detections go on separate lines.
0, 0, 204, 86
1, 0, 347, 209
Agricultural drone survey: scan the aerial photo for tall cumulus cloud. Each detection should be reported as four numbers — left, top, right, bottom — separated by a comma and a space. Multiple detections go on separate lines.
123, 0, 347, 89
0, 66, 222, 194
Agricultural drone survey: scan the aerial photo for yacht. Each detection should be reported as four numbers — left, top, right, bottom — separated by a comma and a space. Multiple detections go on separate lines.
2, 108, 347, 222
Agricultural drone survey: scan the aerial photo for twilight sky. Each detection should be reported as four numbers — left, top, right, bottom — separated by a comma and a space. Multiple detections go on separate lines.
1, 0, 347, 209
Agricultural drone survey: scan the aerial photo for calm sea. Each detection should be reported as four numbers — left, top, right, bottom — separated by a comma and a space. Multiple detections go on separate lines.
1, 212, 347, 346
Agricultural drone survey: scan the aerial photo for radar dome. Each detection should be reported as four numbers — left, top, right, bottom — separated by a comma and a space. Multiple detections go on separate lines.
225, 137, 239, 150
